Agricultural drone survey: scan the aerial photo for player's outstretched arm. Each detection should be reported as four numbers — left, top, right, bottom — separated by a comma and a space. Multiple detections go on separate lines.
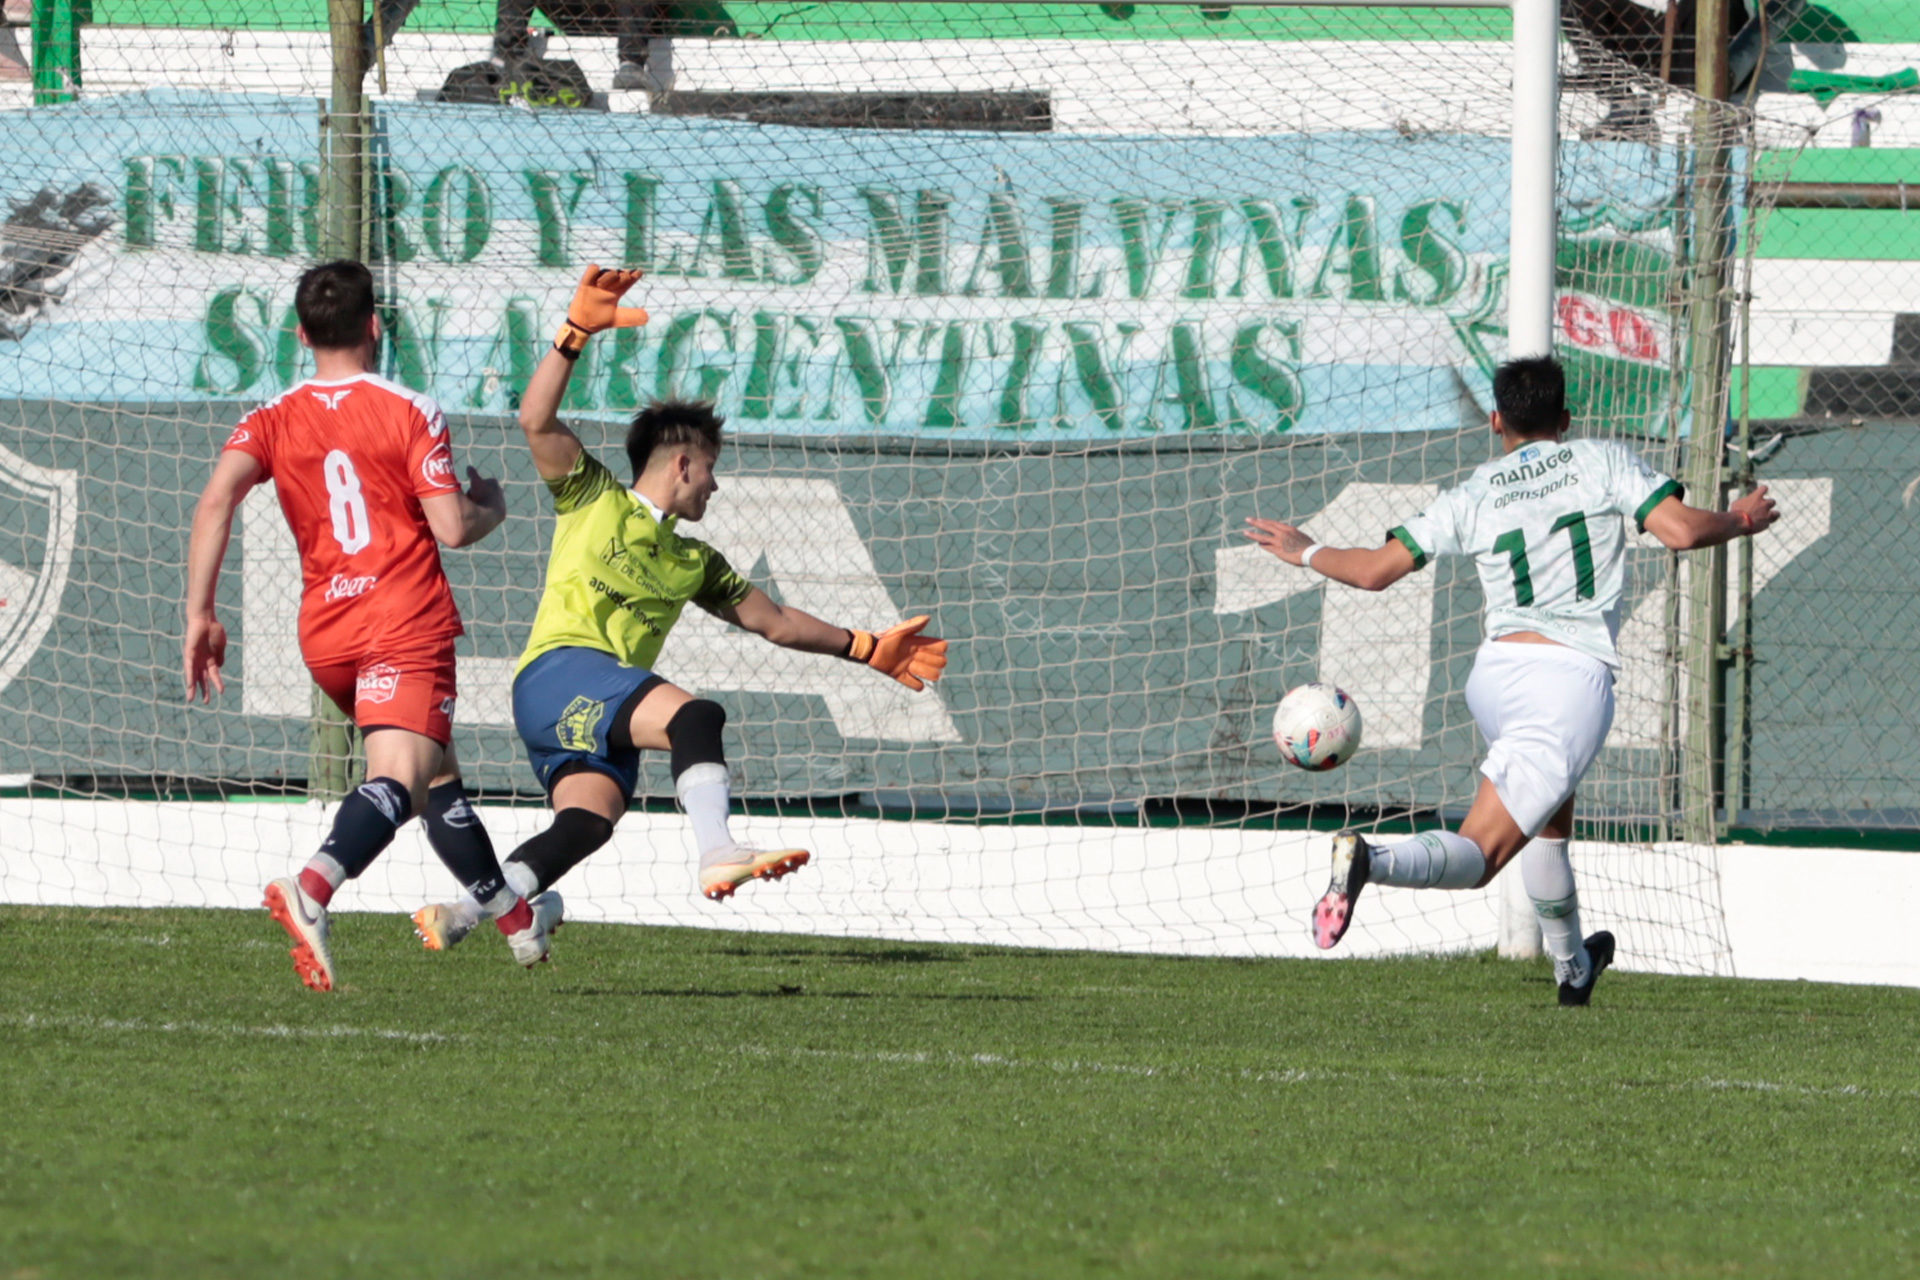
1642, 484, 1778, 551
719, 589, 950, 692
519, 265, 648, 481
183, 450, 264, 702
421, 466, 508, 548
1244, 516, 1417, 592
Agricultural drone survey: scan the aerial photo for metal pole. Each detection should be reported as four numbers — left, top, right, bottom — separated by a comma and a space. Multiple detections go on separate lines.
1494, 0, 1556, 961
1507, 0, 1559, 358
310, 0, 368, 803
1753, 181, 1916, 210
1725, 144, 1760, 826
321, 0, 367, 263
1678, 0, 1731, 844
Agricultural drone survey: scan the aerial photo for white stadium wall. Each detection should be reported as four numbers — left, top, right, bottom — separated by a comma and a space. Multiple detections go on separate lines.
4, 798, 1915, 989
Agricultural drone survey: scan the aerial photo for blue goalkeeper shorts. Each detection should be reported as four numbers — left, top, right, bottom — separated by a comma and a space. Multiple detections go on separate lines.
512, 646, 663, 799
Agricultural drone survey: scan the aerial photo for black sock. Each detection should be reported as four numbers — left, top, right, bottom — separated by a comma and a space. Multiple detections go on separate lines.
317, 777, 412, 880
422, 780, 507, 905
665, 699, 727, 776
505, 807, 615, 894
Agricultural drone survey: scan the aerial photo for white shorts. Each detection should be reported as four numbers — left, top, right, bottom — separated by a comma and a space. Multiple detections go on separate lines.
1464, 641, 1615, 837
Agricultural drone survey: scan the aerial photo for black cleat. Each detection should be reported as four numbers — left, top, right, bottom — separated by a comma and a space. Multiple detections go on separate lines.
1312, 830, 1372, 950
1557, 930, 1616, 1007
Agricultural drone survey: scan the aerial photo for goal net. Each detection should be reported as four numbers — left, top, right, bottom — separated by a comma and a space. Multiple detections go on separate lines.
0, 0, 1782, 974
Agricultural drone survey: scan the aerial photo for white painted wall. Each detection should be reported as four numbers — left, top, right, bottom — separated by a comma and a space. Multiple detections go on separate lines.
4, 798, 1911, 988
9, 27, 1920, 149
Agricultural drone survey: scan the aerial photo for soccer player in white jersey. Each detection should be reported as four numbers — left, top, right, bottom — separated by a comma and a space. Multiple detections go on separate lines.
1245, 355, 1778, 1005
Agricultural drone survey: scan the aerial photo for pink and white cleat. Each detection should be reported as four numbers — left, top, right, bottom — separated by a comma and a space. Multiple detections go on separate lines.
1312, 830, 1372, 951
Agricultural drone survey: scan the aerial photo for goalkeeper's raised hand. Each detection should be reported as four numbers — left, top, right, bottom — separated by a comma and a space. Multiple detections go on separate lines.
846, 616, 949, 692
554, 264, 648, 358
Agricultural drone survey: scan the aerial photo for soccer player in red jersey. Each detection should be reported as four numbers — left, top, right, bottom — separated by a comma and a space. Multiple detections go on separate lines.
183, 259, 558, 992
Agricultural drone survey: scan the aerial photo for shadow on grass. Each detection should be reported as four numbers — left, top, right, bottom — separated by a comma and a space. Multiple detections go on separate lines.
709, 945, 972, 965
553, 984, 1040, 1002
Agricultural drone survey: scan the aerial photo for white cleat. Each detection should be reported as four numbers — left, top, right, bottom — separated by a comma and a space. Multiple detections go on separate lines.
506, 891, 565, 967
698, 846, 811, 902
263, 876, 336, 992
411, 901, 477, 952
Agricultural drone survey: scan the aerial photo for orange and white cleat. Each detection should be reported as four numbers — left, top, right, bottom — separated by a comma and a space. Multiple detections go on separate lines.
411, 901, 476, 952
698, 846, 811, 902
264, 876, 336, 992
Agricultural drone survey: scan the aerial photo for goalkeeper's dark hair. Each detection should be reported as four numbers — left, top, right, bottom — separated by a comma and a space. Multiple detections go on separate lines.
295, 260, 377, 350
1492, 355, 1568, 437
626, 400, 725, 480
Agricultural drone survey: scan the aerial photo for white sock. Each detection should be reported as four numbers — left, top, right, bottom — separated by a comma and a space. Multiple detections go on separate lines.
676, 763, 738, 866
1521, 836, 1589, 985
1369, 830, 1486, 890
503, 860, 540, 901
451, 867, 533, 928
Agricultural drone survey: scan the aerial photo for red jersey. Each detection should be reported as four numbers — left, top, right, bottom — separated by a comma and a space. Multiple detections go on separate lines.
224, 374, 464, 666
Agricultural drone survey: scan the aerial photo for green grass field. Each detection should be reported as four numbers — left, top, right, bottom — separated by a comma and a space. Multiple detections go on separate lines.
4, 904, 1919, 1279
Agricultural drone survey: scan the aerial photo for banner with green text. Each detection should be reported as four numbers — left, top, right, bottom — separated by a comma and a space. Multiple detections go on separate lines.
3, 92, 1691, 438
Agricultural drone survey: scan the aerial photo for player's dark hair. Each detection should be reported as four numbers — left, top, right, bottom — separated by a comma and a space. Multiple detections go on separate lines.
295, 260, 377, 350
626, 400, 725, 479
1492, 355, 1567, 437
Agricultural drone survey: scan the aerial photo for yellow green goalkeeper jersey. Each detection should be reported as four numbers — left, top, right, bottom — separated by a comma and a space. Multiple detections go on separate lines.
514, 449, 754, 676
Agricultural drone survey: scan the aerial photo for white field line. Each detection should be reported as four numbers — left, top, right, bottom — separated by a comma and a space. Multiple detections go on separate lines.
8, 1011, 1906, 1101
5, 1010, 462, 1044
743, 1043, 1912, 1101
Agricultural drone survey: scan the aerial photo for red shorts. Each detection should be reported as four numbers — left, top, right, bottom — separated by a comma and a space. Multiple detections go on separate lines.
308, 640, 458, 746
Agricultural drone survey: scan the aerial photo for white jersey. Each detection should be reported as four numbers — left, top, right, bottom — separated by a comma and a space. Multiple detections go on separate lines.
1389, 437, 1681, 668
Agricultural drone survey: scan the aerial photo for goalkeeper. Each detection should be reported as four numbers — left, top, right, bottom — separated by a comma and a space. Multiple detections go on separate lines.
412, 266, 949, 949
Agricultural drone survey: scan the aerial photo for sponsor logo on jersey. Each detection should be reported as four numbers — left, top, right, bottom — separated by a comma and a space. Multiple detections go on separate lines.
325, 572, 379, 601
227, 428, 252, 447
557, 695, 606, 751
311, 389, 353, 411
357, 663, 401, 705
427, 410, 447, 438
1492, 470, 1581, 510
421, 442, 455, 488
0, 443, 79, 701
1489, 447, 1574, 488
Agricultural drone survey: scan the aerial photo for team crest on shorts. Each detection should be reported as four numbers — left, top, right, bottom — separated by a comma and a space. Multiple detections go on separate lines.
557, 695, 606, 751
357, 663, 402, 704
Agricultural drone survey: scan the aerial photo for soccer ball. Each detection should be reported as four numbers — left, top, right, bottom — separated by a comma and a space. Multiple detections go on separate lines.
1272, 683, 1363, 771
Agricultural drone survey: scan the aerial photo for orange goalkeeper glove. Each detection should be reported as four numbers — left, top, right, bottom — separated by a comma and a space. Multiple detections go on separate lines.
845, 616, 948, 692
554, 264, 649, 359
